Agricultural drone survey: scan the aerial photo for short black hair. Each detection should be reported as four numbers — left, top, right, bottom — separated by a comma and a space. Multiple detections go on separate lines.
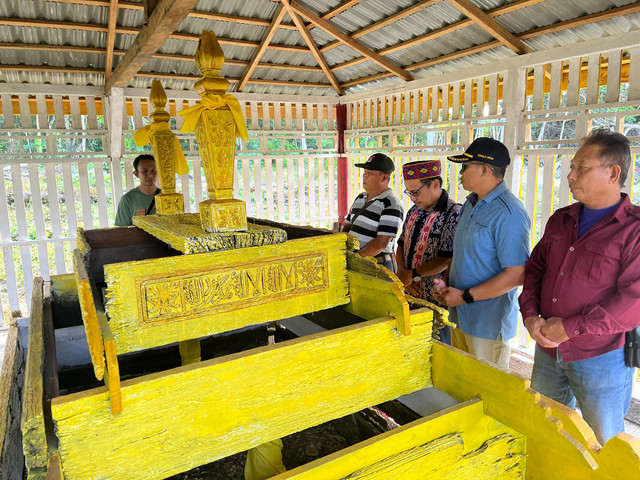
581, 129, 631, 187
491, 165, 506, 180
133, 154, 155, 172
420, 176, 443, 188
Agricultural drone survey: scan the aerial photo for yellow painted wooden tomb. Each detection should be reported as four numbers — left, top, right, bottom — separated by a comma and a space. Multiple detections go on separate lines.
13, 30, 640, 480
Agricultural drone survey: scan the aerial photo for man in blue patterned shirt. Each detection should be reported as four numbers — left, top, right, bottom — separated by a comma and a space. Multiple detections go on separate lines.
344, 153, 404, 272
396, 160, 461, 343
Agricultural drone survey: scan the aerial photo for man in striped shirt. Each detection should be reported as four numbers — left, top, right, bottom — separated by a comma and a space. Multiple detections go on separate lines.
343, 153, 404, 272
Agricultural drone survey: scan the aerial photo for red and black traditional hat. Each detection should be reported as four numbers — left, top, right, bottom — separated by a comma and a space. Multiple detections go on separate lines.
402, 160, 441, 180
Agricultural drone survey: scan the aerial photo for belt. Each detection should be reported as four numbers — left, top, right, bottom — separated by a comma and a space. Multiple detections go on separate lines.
374, 253, 392, 264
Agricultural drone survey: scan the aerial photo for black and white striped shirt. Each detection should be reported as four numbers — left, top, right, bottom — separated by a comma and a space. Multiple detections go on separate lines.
345, 189, 404, 254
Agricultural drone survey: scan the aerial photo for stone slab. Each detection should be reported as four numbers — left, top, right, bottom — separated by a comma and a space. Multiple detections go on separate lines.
133, 213, 287, 254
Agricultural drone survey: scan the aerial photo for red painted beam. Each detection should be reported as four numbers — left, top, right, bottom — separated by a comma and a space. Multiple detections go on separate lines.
336, 104, 348, 225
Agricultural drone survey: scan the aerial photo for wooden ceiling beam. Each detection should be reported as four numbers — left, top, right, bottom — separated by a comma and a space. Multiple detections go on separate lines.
332, 0, 638, 75
321, 0, 363, 20
143, 0, 159, 19
281, 0, 343, 95
319, 0, 441, 53
287, 0, 414, 82
320, 0, 543, 54
446, 0, 531, 54
104, 0, 199, 93
0, 17, 310, 53
105, 0, 119, 82
0, 64, 333, 89
0, 42, 323, 72
44, 0, 300, 30
518, 2, 640, 40
236, 5, 287, 93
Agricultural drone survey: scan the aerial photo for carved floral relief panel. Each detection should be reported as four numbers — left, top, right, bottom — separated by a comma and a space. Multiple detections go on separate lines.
139, 252, 329, 324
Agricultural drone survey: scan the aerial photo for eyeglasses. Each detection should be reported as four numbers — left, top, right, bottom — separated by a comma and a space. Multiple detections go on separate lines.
404, 183, 427, 197
460, 161, 495, 173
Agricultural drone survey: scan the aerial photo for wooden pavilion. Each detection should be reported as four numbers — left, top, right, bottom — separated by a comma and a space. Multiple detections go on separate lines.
1, 1, 640, 478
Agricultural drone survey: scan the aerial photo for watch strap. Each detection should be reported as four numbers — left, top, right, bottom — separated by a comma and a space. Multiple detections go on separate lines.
412, 267, 421, 282
462, 288, 475, 303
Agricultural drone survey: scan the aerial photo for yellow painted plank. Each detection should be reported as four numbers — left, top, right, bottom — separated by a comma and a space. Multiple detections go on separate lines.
132, 213, 287, 254
72, 249, 105, 380
344, 268, 406, 324
104, 234, 350, 353
75, 227, 90, 256
21, 277, 48, 475
0, 324, 24, 479
431, 342, 640, 479
275, 398, 524, 479
97, 312, 122, 415
51, 311, 433, 480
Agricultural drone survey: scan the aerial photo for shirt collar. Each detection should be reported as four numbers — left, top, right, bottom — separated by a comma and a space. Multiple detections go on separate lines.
467, 181, 507, 206
366, 188, 392, 201
433, 189, 450, 212
568, 193, 630, 222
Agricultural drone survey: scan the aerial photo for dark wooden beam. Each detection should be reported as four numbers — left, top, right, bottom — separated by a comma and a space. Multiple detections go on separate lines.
282, 0, 343, 95
237, 5, 287, 92
104, 0, 200, 93
143, 0, 160, 19
105, 0, 119, 82
447, 0, 532, 54
287, 0, 414, 82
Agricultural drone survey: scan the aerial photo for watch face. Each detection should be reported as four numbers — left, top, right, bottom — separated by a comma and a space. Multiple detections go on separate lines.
413, 275, 422, 282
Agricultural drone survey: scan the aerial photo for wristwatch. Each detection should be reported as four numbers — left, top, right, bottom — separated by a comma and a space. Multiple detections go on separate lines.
412, 268, 421, 283
462, 288, 475, 303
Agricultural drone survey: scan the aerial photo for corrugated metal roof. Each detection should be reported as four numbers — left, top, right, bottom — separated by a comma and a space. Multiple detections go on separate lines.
0, 0, 639, 97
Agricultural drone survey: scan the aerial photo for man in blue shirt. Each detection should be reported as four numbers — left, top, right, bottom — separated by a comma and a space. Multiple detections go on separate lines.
435, 137, 531, 369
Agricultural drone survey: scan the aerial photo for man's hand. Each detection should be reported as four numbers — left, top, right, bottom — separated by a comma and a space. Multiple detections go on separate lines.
524, 316, 560, 348
396, 268, 412, 287
434, 286, 464, 307
540, 316, 569, 344
405, 281, 421, 297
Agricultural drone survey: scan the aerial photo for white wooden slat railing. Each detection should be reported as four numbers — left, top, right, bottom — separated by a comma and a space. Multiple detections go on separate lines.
0, 90, 340, 322
2, 31, 640, 338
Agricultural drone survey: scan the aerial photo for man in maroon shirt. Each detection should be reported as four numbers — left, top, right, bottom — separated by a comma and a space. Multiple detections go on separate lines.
519, 129, 640, 445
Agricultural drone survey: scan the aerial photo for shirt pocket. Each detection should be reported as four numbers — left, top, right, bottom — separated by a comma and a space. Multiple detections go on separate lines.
471, 222, 496, 257
576, 241, 622, 284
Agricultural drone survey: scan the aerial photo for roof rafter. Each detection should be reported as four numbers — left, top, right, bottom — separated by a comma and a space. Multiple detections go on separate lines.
319, 0, 441, 53
339, 2, 640, 88
45, 0, 301, 30
319, 0, 543, 54
105, 0, 199, 93
281, 0, 343, 95
0, 64, 334, 89
0, 17, 310, 53
236, 5, 287, 93
332, 1, 640, 75
105, 0, 119, 81
287, 0, 414, 82
447, 0, 531, 54
0, 42, 324, 73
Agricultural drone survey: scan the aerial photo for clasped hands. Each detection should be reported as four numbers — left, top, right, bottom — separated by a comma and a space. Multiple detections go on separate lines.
523, 316, 568, 348
397, 269, 421, 297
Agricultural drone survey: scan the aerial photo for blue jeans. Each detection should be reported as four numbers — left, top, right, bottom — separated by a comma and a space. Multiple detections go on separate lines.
380, 259, 395, 272
531, 345, 635, 445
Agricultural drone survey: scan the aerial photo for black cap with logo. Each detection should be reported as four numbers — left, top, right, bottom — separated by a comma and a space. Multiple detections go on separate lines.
447, 137, 511, 169
354, 153, 395, 174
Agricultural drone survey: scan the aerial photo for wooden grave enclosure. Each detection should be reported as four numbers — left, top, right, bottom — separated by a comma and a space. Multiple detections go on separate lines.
13, 220, 640, 480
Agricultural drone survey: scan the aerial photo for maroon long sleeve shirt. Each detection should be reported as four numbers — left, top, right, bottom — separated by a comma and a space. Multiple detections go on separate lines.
519, 194, 640, 362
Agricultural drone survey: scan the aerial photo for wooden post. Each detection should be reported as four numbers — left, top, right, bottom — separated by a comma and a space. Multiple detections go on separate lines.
190, 31, 248, 233
336, 104, 348, 225
148, 80, 185, 215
